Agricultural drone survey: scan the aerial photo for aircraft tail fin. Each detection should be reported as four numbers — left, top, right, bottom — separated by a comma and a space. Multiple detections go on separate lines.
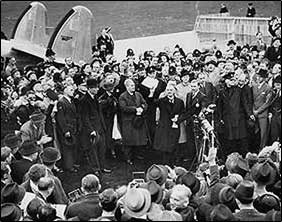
47, 6, 94, 64
11, 2, 48, 47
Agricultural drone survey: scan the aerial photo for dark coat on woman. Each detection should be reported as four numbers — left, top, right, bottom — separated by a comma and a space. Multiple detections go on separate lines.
218, 86, 251, 140
119, 91, 149, 146
264, 45, 281, 66
154, 97, 184, 152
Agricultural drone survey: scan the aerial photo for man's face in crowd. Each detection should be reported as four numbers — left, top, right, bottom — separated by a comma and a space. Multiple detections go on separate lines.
126, 80, 135, 93
13, 71, 21, 79
272, 63, 281, 74
89, 86, 99, 96
258, 51, 265, 59
181, 74, 190, 84
170, 189, 189, 210
65, 57, 73, 66
228, 44, 235, 51
65, 85, 75, 97
259, 63, 267, 70
166, 84, 176, 97
9, 57, 16, 65
198, 73, 206, 85
176, 66, 182, 75
92, 62, 100, 73
252, 50, 258, 58
207, 64, 216, 72
151, 57, 158, 66
224, 62, 234, 73
238, 74, 247, 87
161, 55, 168, 63
84, 64, 92, 74
173, 52, 181, 61
191, 81, 199, 93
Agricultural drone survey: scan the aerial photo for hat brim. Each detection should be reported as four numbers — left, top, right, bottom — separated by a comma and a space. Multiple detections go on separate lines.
16, 186, 26, 204
19, 145, 40, 156
123, 188, 151, 218
40, 151, 61, 163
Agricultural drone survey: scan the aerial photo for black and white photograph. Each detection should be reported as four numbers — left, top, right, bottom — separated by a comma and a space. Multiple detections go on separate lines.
1, 1, 281, 221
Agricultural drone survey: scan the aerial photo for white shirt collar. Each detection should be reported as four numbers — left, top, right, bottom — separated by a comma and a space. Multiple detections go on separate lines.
64, 95, 72, 103
22, 156, 33, 162
88, 91, 95, 99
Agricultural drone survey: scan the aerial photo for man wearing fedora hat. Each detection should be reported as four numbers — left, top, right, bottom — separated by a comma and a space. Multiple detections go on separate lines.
1, 182, 26, 205
10, 140, 40, 184
20, 110, 52, 149
79, 78, 111, 173
56, 85, 79, 173
234, 180, 266, 221
3, 133, 23, 160
1, 203, 23, 221
252, 69, 274, 150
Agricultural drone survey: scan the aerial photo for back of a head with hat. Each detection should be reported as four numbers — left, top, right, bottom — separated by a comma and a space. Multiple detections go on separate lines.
251, 159, 277, 186
27, 164, 47, 183
235, 180, 254, 204
146, 164, 168, 187
1, 203, 22, 221
99, 188, 118, 212
210, 204, 237, 221
253, 193, 280, 213
1, 182, 26, 204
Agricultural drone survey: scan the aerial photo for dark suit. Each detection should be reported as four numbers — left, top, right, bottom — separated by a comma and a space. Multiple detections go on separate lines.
252, 82, 273, 149
119, 91, 149, 161
154, 97, 184, 165
233, 209, 265, 221
65, 193, 102, 221
264, 45, 281, 66
199, 81, 217, 106
98, 91, 119, 156
269, 90, 281, 143
218, 86, 251, 156
10, 158, 33, 184
79, 92, 107, 169
56, 96, 79, 170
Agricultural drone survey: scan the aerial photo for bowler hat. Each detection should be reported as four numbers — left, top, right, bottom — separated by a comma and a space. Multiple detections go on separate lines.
1, 182, 26, 204
210, 204, 237, 221
132, 115, 145, 129
1, 203, 22, 221
192, 49, 201, 57
197, 202, 214, 221
227, 40, 236, 46
40, 147, 61, 163
177, 172, 200, 195
86, 78, 99, 88
127, 48, 135, 57
30, 111, 46, 123
218, 186, 239, 212
253, 194, 280, 213
206, 60, 217, 67
210, 183, 228, 205
3, 133, 22, 150
122, 188, 151, 218
235, 180, 254, 204
215, 50, 223, 59
251, 160, 277, 185
180, 69, 190, 78
257, 69, 268, 78
146, 164, 168, 186
45, 48, 55, 57
139, 180, 164, 204
19, 140, 40, 156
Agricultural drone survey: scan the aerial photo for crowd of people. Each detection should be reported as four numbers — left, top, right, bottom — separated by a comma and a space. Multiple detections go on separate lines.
1, 14, 281, 221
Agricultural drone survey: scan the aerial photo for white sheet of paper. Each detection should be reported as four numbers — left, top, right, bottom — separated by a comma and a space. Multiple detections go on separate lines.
51, 204, 67, 220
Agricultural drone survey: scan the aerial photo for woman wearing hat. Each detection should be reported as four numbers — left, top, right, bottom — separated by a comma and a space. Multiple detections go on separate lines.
265, 37, 281, 67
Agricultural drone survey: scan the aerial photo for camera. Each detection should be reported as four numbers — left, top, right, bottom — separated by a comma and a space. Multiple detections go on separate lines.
67, 188, 83, 202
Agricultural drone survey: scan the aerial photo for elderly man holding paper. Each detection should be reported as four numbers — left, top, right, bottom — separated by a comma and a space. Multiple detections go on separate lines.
119, 78, 149, 165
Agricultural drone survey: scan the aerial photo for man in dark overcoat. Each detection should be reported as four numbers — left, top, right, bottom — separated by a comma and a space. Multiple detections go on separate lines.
119, 78, 149, 165
56, 85, 79, 173
154, 84, 184, 166
218, 76, 254, 157
98, 79, 119, 158
79, 78, 111, 173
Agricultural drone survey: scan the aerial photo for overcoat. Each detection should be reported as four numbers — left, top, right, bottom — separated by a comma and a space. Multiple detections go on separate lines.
119, 91, 148, 146
218, 86, 250, 140
154, 97, 184, 152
